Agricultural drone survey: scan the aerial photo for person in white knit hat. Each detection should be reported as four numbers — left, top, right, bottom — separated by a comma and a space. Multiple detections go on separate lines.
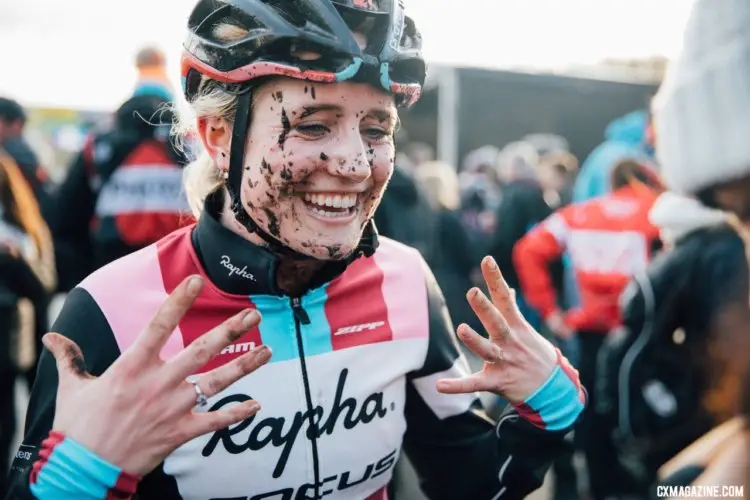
596, 0, 750, 496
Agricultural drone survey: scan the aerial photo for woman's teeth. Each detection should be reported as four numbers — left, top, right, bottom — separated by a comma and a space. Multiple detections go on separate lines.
303, 193, 357, 209
302, 192, 358, 218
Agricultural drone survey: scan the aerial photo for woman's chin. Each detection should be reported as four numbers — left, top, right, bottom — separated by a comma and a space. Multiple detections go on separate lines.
287, 237, 360, 261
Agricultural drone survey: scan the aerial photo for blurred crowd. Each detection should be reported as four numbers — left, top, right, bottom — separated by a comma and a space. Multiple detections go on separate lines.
4, 1, 750, 497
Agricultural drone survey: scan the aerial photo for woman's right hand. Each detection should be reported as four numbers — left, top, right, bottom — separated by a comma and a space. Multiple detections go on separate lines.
42, 275, 272, 476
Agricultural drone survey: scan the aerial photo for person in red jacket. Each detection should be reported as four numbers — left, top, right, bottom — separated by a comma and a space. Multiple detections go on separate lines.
514, 158, 664, 500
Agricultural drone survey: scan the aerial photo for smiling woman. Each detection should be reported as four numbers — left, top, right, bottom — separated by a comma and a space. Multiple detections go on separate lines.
189, 78, 398, 264
8, 1, 585, 500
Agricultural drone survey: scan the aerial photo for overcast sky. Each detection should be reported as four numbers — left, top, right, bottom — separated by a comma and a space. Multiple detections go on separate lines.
0, 0, 695, 110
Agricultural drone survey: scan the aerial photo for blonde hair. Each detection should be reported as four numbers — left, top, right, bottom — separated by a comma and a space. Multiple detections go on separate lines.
415, 161, 461, 211
175, 23, 250, 218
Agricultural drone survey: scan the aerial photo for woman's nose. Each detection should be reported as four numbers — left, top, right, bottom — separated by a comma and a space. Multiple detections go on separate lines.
325, 133, 372, 183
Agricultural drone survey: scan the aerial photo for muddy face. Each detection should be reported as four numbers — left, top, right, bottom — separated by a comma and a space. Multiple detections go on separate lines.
240, 79, 397, 260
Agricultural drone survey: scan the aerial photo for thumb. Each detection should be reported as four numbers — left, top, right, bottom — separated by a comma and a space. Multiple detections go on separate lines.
42, 333, 90, 385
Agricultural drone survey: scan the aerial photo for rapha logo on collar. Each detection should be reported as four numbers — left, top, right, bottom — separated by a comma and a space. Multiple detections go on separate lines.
220, 255, 256, 281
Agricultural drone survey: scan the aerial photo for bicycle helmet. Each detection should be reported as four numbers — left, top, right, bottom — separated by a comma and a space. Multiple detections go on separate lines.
181, 0, 426, 259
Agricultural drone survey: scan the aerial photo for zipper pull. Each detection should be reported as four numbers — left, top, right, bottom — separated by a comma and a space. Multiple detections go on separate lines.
291, 297, 311, 325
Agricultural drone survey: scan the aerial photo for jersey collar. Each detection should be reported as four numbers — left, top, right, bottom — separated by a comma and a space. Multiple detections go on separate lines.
191, 192, 379, 296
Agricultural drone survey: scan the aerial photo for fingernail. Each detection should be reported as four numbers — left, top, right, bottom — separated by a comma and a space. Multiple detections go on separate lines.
248, 402, 261, 412
255, 345, 272, 359
457, 324, 469, 337
242, 310, 259, 328
188, 276, 204, 295
488, 256, 498, 270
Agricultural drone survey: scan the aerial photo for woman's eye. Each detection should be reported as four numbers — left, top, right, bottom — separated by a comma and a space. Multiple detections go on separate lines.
363, 127, 391, 141
296, 123, 329, 137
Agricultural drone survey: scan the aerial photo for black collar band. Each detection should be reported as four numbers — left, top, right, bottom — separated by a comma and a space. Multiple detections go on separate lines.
192, 193, 379, 296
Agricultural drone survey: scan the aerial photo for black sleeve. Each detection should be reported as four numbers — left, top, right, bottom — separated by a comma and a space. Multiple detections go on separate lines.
701, 231, 749, 322
488, 186, 552, 289
0, 251, 46, 303
6, 287, 183, 500
5, 288, 120, 500
51, 151, 96, 291
402, 263, 575, 499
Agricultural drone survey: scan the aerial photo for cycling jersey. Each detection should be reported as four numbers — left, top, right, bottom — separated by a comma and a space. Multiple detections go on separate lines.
514, 185, 661, 333
9, 195, 582, 500
53, 94, 192, 291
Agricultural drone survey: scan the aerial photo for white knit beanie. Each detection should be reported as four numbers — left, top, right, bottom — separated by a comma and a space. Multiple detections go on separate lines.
654, 0, 750, 194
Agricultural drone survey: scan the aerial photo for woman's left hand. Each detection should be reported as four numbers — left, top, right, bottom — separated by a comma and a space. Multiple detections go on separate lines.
436, 256, 558, 403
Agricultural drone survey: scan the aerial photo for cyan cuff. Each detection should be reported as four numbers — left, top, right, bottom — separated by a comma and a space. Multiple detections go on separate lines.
513, 349, 586, 431
30, 431, 140, 500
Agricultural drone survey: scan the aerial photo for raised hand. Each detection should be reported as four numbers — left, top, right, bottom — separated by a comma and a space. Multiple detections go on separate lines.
437, 257, 558, 403
43, 275, 272, 476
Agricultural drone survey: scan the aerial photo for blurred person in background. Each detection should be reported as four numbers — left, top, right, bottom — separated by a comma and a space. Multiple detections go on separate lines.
458, 145, 502, 251
373, 163, 439, 267
133, 47, 175, 101
0, 149, 54, 493
523, 133, 578, 206
514, 158, 664, 500
487, 140, 555, 331
415, 161, 481, 333
52, 48, 190, 291
536, 150, 579, 209
574, 109, 653, 203
403, 141, 435, 171
598, 0, 750, 495
0, 99, 54, 221
0, 99, 56, 392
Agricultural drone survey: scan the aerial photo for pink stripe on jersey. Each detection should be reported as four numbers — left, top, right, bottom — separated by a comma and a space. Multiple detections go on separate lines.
80, 243, 185, 360
325, 255, 393, 351
157, 227, 260, 374
373, 239, 429, 342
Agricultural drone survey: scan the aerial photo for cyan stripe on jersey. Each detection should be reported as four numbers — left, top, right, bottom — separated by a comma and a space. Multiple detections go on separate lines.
300, 285, 334, 357
250, 295, 298, 363
522, 364, 585, 431
31, 437, 121, 499
250, 288, 335, 362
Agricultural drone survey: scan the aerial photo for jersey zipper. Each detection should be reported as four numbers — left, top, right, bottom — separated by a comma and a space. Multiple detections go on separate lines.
290, 296, 321, 497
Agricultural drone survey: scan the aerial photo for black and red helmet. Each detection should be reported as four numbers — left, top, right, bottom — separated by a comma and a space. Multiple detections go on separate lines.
180, 0, 424, 259
181, 0, 425, 107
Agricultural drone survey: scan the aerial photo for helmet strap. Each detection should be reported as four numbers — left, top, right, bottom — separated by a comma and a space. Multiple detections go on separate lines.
226, 90, 318, 260
225, 87, 378, 263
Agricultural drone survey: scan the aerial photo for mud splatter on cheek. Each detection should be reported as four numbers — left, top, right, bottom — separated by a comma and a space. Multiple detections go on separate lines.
263, 208, 281, 237
366, 143, 376, 168
320, 152, 329, 161
280, 163, 293, 181
310, 86, 316, 99
246, 173, 261, 189
278, 108, 291, 151
261, 158, 273, 173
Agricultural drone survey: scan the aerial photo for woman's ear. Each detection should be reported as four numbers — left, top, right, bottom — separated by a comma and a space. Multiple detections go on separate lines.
197, 117, 231, 171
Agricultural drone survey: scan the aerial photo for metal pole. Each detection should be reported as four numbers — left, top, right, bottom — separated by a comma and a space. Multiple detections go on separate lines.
437, 66, 459, 169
